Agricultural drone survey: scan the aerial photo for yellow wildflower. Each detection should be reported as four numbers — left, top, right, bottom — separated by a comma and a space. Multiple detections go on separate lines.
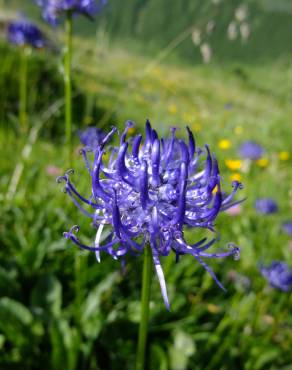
182, 112, 193, 122
167, 104, 177, 115
279, 151, 290, 161
225, 159, 242, 171
192, 122, 201, 132
212, 185, 218, 195
84, 116, 93, 125
102, 152, 109, 161
128, 127, 136, 135
234, 126, 243, 135
256, 158, 269, 168
218, 139, 231, 150
230, 173, 242, 182
207, 304, 221, 314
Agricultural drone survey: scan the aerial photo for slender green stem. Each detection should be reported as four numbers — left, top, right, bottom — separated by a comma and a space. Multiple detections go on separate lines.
19, 47, 29, 133
64, 10, 73, 161
136, 245, 152, 370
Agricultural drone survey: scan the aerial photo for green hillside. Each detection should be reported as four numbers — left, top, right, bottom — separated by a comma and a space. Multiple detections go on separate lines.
4, 0, 292, 63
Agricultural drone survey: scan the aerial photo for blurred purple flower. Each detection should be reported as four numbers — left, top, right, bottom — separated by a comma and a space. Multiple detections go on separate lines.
78, 127, 105, 150
260, 261, 292, 292
36, 0, 107, 24
282, 222, 292, 236
58, 120, 243, 309
7, 19, 46, 48
254, 198, 278, 215
239, 141, 264, 160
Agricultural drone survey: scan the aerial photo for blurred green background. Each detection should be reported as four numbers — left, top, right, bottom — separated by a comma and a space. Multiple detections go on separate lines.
0, 0, 292, 369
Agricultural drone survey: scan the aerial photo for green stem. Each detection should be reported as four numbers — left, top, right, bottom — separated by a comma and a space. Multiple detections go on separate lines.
19, 47, 29, 133
64, 10, 73, 161
136, 245, 152, 370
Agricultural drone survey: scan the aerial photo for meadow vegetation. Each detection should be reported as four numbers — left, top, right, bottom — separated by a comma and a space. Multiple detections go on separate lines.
0, 1, 292, 369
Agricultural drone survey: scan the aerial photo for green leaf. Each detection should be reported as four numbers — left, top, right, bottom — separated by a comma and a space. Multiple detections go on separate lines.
50, 318, 80, 370
150, 344, 168, 370
254, 349, 280, 370
169, 329, 196, 370
127, 300, 141, 323
81, 272, 118, 339
0, 297, 35, 347
0, 334, 5, 350
30, 274, 62, 318
0, 266, 19, 295
0, 297, 33, 325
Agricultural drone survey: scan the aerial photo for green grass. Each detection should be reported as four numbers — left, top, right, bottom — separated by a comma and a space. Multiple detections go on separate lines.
4, 0, 292, 65
5, 0, 292, 64
0, 32, 292, 370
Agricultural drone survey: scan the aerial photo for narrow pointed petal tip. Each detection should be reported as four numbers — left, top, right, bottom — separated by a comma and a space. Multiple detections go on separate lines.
58, 120, 243, 308
155, 263, 170, 310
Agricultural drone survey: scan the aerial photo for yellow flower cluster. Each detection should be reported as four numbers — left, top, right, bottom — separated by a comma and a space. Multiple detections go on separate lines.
279, 151, 290, 161
256, 158, 269, 168
234, 126, 243, 135
225, 159, 242, 171
167, 104, 177, 115
218, 139, 231, 150
207, 303, 221, 314
230, 173, 242, 182
192, 123, 201, 132
128, 126, 136, 135
182, 112, 193, 122
225, 158, 242, 181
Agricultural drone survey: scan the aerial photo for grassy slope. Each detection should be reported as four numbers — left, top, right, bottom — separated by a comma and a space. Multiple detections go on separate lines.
1, 26, 292, 370
5, 0, 292, 64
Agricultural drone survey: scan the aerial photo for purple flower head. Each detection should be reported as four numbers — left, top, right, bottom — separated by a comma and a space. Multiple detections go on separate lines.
7, 19, 46, 48
282, 221, 292, 236
78, 127, 106, 150
254, 198, 278, 215
58, 120, 243, 309
36, 0, 107, 25
239, 141, 264, 160
260, 261, 292, 292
